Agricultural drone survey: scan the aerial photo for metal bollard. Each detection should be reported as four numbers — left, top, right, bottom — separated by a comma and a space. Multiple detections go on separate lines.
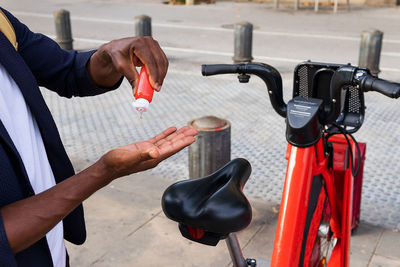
188, 116, 231, 179
358, 29, 383, 77
134, 15, 152, 37
315, 0, 319, 12
188, 116, 248, 267
54, 9, 73, 50
274, 0, 279, 9
233, 22, 253, 64
294, 0, 300, 10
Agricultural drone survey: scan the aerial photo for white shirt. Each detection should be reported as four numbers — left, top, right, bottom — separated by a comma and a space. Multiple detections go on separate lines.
0, 63, 66, 267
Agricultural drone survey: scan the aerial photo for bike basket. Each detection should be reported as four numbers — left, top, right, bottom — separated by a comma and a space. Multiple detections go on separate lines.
293, 61, 365, 133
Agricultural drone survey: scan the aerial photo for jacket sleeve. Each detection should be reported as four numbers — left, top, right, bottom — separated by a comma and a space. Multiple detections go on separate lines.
1, 8, 122, 98
0, 212, 17, 266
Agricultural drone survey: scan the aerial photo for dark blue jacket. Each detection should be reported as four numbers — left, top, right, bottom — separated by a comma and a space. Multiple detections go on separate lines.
0, 8, 119, 266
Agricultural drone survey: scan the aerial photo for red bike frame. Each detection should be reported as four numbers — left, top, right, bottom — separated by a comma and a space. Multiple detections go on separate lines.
271, 134, 357, 267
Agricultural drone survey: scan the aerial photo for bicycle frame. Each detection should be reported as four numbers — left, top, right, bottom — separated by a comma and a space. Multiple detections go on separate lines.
271, 135, 355, 267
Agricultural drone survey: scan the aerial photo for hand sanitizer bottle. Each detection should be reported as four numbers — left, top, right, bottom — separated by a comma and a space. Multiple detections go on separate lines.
132, 66, 154, 117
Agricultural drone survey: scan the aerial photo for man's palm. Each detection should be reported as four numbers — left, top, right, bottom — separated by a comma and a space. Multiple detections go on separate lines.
101, 126, 197, 179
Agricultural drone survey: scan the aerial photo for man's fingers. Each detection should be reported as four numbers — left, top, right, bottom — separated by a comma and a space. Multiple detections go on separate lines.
176, 126, 192, 134
167, 127, 198, 143
156, 128, 184, 144
131, 135, 195, 172
133, 37, 168, 91
159, 48, 169, 88
133, 39, 159, 90
150, 40, 168, 91
148, 127, 177, 144
158, 130, 197, 152
154, 126, 197, 146
146, 126, 197, 157
146, 40, 167, 91
158, 135, 196, 156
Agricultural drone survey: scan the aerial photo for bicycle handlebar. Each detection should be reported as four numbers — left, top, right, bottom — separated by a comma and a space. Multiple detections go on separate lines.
325, 66, 400, 123
201, 64, 241, 76
202, 63, 287, 118
360, 75, 400, 98
202, 62, 400, 122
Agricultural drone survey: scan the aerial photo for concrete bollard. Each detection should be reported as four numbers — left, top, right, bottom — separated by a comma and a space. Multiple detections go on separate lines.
134, 15, 152, 37
233, 22, 253, 64
54, 9, 73, 50
358, 29, 383, 77
188, 116, 231, 179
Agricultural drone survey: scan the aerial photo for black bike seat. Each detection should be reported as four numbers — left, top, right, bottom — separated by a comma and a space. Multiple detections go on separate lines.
162, 158, 252, 244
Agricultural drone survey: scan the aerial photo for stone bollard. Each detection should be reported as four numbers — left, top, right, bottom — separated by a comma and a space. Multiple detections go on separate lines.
134, 15, 152, 37
233, 22, 253, 64
358, 29, 383, 77
54, 9, 73, 50
186, 0, 195, 5
188, 116, 231, 179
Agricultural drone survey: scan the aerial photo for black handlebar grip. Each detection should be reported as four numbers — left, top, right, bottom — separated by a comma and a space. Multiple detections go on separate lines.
362, 76, 400, 99
201, 64, 241, 76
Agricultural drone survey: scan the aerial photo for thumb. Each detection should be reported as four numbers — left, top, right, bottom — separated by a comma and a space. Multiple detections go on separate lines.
142, 148, 160, 160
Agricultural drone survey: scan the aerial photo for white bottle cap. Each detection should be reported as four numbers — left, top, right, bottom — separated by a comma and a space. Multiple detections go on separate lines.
132, 98, 150, 113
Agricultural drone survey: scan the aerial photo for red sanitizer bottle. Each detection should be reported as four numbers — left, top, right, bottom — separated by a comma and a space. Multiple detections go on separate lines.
132, 66, 154, 115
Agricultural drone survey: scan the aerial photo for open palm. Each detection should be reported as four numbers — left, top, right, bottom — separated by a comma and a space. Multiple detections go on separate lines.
100, 126, 197, 180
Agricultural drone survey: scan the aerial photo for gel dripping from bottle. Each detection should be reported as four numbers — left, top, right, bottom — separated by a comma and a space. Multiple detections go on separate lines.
132, 66, 154, 118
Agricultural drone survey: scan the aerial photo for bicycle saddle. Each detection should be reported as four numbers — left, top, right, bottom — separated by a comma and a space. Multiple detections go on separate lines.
161, 158, 252, 246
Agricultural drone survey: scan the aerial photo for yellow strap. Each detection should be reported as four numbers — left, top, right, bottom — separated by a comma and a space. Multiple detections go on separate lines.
0, 10, 17, 51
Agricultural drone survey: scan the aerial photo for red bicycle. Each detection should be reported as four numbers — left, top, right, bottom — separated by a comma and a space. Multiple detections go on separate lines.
161, 61, 400, 266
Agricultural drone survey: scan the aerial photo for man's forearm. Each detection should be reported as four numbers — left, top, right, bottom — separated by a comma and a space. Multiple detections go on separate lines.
0, 126, 197, 254
1, 159, 112, 254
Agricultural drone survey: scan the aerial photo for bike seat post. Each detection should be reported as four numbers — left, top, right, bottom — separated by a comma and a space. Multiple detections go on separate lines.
225, 233, 248, 267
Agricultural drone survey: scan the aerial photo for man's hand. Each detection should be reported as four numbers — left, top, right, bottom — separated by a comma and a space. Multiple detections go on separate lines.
2, 126, 196, 253
100, 126, 197, 181
87, 37, 168, 92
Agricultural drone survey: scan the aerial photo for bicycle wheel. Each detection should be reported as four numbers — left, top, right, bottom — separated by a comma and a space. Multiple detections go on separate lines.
299, 175, 335, 267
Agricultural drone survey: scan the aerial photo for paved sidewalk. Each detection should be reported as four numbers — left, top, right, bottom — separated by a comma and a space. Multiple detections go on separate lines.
65, 172, 400, 266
